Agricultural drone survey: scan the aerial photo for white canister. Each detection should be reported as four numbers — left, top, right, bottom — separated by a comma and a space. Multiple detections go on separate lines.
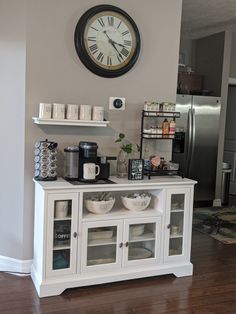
79, 105, 92, 120
170, 225, 179, 235
39, 103, 52, 119
66, 104, 79, 120
55, 201, 69, 218
92, 106, 104, 121
52, 103, 65, 119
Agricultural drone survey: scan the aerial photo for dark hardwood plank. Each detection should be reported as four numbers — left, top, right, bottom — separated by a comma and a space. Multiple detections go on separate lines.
1, 230, 236, 313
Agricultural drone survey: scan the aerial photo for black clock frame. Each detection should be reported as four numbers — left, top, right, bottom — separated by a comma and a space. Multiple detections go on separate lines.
74, 4, 141, 78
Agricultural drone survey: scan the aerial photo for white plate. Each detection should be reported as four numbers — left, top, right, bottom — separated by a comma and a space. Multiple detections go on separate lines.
88, 229, 113, 240
128, 248, 153, 260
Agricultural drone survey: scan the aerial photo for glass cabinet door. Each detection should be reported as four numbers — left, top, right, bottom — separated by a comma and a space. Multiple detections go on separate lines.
46, 193, 79, 277
165, 188, 190, 261
82, 220, 123, 272
123, 217, 162, 267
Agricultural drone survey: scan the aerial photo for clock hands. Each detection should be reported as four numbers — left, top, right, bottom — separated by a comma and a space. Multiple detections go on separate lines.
112, 42, 126, 48
103, 30, 124, 59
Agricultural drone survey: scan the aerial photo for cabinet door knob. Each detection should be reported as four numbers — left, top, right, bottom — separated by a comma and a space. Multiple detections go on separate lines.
73, 232, 78, 238
125, 242, 129, 247
167, 224, 171, 229
119, 242, 123, 248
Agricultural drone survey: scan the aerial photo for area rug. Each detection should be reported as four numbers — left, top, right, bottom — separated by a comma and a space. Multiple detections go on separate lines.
193, 207, 236, 244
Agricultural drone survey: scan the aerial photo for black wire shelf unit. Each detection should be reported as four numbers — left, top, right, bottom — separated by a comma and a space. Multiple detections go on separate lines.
140, 110, 184, 179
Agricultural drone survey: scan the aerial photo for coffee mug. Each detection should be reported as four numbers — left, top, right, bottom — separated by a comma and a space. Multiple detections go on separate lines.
52, 103, 65, 119
66, 104, 79, 120
55, 201, 69, 218
39, 103, 52, 119
80, 105, 92, 120
92, 106, 104, 121
83, 163, 100, 180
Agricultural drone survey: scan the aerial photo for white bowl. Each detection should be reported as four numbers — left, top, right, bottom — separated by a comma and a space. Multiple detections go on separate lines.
130, 224, 145, 237
121, 195, 151, 211
85, 198, 115, 214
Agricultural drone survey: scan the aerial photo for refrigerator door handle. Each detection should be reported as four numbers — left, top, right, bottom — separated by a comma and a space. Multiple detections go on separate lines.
189, 108, 196, 172
186, 109, 192, 176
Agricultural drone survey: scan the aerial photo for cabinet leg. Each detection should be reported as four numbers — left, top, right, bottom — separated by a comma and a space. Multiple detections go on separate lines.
173, 263, 193, 277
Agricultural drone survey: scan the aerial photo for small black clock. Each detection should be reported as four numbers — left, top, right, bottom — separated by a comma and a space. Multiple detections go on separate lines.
74, 5, 141, 78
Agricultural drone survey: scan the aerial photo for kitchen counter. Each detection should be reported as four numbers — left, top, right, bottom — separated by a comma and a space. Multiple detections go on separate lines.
34, 176, 197, 191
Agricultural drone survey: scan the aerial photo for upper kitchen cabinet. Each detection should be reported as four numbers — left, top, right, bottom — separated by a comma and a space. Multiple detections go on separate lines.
178, 32, 225, 97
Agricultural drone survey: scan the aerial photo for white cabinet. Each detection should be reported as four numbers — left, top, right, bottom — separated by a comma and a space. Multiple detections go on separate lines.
46, 193, 79, 277
82, 220, 123, 272
123, 217, 162, 267
81, 217, 162, 272
31, 177, 196, 297
164, 188, 191, 262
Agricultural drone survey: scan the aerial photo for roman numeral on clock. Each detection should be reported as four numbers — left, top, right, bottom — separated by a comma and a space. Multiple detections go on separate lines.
97, 17, 105, 27
117, 54, 123, 63
90, 26, 98, 32
124, 40, 131, 47
120, 47, 129, 57
88, 37, 96, 42
117, 21, 122, 29
89, 43, 98, 54
122, 30, 129, 36
107, 56, 112, 65
107, 16, 114, 26
97, 52, 104, 63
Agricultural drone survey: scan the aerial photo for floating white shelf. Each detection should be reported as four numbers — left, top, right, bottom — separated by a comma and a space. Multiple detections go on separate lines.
32, 117, 110, 127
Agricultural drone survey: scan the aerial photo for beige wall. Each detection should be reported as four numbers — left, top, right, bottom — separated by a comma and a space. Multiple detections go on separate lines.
1, 0, 183, 260
0, 0, 26, 259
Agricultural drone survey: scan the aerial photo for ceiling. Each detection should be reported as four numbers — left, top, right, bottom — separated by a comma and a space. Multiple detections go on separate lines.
181, 0, 236, 38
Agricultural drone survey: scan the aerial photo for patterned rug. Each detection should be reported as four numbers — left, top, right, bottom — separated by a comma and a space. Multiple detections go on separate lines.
193, 207, 236, 244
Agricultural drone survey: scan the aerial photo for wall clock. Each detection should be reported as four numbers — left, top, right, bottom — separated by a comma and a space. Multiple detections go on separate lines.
74, 5, 141, 78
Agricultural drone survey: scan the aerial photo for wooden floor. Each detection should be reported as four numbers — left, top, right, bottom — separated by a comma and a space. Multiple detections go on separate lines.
1, 230, 236, 314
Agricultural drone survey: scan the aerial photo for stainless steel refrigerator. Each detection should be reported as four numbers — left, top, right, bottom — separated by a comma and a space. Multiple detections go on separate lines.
172, 95, 221, 205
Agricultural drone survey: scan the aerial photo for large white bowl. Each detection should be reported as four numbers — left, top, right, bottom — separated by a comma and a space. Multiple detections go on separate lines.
85, 198, 115, 214
130, 224, 145, 236
121, 195, 151, 211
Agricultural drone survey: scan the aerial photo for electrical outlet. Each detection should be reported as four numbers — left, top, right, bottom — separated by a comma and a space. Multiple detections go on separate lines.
109, 97, 126, 110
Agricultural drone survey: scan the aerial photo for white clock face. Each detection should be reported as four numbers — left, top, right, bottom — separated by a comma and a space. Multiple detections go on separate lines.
84, 11, 137, 70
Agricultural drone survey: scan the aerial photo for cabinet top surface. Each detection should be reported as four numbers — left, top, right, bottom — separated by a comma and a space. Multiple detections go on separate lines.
34, 176, 197, 191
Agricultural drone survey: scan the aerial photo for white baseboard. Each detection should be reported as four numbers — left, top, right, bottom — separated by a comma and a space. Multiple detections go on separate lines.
0, 255, 32, 274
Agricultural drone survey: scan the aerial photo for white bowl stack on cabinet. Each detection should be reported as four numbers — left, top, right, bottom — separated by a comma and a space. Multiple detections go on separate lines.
31, 176, 197, 297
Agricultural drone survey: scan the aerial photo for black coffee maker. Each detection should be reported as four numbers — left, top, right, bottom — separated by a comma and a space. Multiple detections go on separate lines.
78, 141, 115, 182
78, 141, 99, 182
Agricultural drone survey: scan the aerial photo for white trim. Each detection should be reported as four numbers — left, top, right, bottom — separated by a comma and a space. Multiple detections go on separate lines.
229, 77, 236, 85
0, 255, 32, 274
